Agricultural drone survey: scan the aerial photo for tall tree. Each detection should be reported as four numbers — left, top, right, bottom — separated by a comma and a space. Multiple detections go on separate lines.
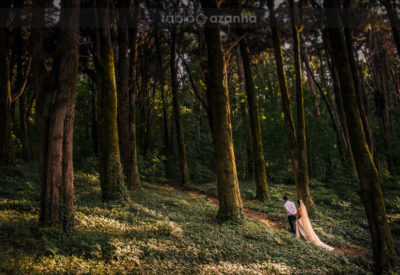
0, 0, 13, 165
232, 0, 269, 200
33, 0, 80, 230
170, 25, 191, 187
324, 0, 397, 272
267, 0, 313, 212
202, 0, 244, 222
95, 0, 127, 202
289, 0, 313, 211
238, 38, 270, 201
117, 0, 141, 188
380, 0, 400, 58
343, 0, 378, 168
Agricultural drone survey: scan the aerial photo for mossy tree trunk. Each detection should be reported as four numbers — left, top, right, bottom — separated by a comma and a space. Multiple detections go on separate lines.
202, 0, 244, 223
33, 0, 80, 231
117, 0, 140, 189
324, 0, 397, 272
170, 26, 191, 187
0, 0, 13, 165
95, 0, 127, 202
238, 38, 269, 201
343, 0, 378, 169
289, 0, 313, 212
268, 0, 313, 212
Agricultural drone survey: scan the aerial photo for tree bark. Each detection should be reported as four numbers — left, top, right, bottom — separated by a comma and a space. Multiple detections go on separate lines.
289, 0, 313, 212
117, 0, 140, 189
202, 0, 244, 222
19, 92, 32, 161
380, 0, 400, 58
324, 0, 397, 272
155, 28, 170, 156
268, 0, 314, 211
33, 0, 80, 231
238, 38, 269, 201
95, 0, 127, 202
343, 0, 378, 169
368, 33, 394, 174
170, 26, 190, 187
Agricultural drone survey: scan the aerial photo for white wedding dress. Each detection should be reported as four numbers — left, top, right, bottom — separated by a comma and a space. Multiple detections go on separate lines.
296, 200, 334, 251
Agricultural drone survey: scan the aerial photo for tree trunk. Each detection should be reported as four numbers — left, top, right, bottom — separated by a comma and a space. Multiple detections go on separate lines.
238, 38, 269, 201
128, 8, 141, 189
155, 28, 170, 156
19, 93, 32, 161
117, 0, 140, 189
369, 34, 394, 174
343, 0, 378, 169
324, 0, 397, 272
95, 0, 127, 202
289, 0, 313, 212
268, 0, 313, 210
202, 0, 243, 223
380, 0, 400, 58
0, 1, 13, 165
322, 31, 353, 162
33, 0, 80, 231
170, 26, 190, 187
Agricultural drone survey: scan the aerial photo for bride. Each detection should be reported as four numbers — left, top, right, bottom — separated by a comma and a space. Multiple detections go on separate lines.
296, 200, 335, 251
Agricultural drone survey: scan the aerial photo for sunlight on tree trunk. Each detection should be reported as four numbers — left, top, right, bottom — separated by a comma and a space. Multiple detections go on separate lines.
202, 0, 244, 223
95, 0, 127, 202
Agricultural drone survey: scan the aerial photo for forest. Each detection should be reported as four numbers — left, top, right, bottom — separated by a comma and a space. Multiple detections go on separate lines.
0, 0, 400, 273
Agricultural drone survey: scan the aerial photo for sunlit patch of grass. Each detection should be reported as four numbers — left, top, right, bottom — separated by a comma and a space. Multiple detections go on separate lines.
199, 260, 295, 274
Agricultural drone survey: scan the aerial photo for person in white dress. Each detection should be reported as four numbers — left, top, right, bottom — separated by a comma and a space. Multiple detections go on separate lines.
296, 200, 335, 251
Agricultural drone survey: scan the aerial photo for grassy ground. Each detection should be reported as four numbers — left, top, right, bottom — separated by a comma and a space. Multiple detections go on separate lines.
0, 164, 399, 274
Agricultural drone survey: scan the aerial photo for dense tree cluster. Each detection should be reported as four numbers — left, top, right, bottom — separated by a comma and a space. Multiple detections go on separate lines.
0, 0, 399, 272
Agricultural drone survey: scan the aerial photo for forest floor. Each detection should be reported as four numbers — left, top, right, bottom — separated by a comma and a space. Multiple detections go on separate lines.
0, 163, 399, 274
171, 185, 371, 258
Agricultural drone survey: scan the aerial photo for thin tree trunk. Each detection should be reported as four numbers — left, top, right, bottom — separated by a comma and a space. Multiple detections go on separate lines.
95, 0, 127, 202
170, 26, 190, 187
236, 48, 252, 180
343, 0, 378, 169
238, 38, 269, 201
155, 28, 170, 156
380, 0, 400, 58
202, 0, 243, 222
268, 0, 312, 211
289, 0, 313, 212
19, 93, 32, 161
0, 1, 13, 165
325, 0, 397, 272
117, 0, 140, 188
369, 34, 394, 174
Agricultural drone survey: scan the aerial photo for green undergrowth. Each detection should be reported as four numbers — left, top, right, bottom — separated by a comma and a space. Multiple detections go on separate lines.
0, 164, 396, 274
